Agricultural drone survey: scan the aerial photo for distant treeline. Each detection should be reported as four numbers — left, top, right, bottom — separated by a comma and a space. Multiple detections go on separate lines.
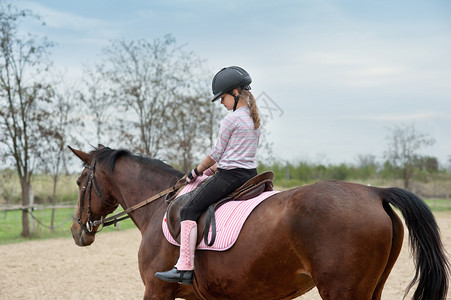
1, 155, 450, 206
258, 156, 449, 188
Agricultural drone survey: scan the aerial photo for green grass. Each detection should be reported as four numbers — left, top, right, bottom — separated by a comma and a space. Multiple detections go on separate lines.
424, 198, 451, 212
0, 206, 136, 245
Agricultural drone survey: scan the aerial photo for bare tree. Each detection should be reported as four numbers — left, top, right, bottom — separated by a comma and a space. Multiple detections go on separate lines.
76, 65, 116, 145
355, 154, 378, 179
0, 2, 54, 237
38, 78, 80, 230
384, 124, 435, 190
198, 83, 226, 151
165, 90, 220, 171
256, 116, 275, 165
100, 35, 205, 158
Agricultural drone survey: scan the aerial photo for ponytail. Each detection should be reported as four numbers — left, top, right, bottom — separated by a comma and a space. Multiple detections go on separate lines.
239, 89, 261, 130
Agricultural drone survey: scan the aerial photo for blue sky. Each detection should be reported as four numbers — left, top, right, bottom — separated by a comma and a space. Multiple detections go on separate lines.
16, 0, 451, 166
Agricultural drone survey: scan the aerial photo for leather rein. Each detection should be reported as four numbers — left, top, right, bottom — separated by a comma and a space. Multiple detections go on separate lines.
74, 159, 186, 235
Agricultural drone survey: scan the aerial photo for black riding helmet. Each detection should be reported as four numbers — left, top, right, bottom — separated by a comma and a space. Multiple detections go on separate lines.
211, 66, 252, 103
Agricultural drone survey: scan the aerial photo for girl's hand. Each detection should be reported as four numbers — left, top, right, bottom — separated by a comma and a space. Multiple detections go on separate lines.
186, 167, 201, 183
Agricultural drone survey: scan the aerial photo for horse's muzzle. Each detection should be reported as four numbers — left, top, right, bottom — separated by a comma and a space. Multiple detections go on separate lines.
71, 221, 95, 246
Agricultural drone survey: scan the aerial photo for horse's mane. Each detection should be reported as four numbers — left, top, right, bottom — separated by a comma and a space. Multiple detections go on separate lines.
89, 147, 184, 177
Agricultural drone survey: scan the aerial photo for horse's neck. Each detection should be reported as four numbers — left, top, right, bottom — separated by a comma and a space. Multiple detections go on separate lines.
112, 160, 180, 231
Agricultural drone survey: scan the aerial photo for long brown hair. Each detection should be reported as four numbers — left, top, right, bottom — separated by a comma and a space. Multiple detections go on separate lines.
239, 89, 261, 130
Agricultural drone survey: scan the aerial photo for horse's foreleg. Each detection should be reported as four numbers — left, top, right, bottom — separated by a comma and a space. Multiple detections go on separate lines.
142, 282, 175, 300
142, 279, 199, 300
138, 235, 179, 299
139, 233, 199, 300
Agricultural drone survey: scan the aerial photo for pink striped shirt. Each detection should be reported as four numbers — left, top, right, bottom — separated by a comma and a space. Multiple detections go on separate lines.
209, 106, 260, 170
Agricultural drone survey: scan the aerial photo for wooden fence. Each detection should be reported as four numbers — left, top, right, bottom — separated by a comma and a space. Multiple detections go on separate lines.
0, 204, 76, 212
0, 204, 76, 232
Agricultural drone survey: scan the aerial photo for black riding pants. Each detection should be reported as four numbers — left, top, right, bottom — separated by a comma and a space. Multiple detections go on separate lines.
180, 168, 257, 222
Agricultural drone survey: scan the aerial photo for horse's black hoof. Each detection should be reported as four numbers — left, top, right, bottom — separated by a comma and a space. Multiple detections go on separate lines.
155, 267, 193, 285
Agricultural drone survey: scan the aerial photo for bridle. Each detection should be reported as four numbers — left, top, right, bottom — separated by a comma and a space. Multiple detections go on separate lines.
74, 159, 116, 235
74, 159, 187, 235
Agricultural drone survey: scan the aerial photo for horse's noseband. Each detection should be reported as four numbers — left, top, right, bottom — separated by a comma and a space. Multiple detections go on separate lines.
74, 160, 115, 235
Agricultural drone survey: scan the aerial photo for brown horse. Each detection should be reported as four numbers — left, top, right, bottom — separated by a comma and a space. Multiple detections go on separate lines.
69, 146, 449, 300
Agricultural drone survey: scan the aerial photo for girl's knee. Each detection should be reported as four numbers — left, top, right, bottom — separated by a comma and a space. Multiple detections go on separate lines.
180, 206, 200, 221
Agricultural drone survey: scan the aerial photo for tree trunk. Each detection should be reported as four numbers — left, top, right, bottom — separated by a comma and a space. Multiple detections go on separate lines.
50, 176, 57, 231
403, 176, 409, 190
20, 179, 31, 237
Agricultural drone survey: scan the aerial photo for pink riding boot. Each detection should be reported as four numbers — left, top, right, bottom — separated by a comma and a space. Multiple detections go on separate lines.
155, 220, 197, 285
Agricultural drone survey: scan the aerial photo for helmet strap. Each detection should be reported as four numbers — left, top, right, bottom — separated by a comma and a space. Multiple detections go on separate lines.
233, 95, 240, 111
228, 91, 240, 112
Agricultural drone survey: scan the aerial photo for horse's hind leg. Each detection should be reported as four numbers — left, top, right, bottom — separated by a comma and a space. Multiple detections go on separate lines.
315, 270, 376, 300
312, 219, 394, 299
370, 202, 404, 300
314, 249, 391, 300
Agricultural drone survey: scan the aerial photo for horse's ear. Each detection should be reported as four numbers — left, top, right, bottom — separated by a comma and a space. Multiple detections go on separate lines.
67, 145, 91, 165
98, 144, 105, 149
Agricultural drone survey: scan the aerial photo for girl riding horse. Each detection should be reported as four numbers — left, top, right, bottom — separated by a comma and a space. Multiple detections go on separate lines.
155, 66, 261, 284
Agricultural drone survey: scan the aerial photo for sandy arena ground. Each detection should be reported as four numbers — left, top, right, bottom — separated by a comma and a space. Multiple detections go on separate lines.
1, 212, 450, 300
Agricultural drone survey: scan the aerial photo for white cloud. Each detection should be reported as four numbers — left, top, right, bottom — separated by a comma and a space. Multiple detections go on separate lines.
18, 1, 119, 37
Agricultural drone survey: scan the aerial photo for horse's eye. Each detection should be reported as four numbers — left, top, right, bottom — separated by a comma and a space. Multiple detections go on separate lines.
76, 179, 81, 186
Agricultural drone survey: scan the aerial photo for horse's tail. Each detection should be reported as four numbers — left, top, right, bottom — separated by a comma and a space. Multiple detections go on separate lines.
380, 187, 450, 300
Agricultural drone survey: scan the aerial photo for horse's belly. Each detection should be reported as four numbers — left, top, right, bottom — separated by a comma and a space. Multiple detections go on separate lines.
194, 257, 315, 300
